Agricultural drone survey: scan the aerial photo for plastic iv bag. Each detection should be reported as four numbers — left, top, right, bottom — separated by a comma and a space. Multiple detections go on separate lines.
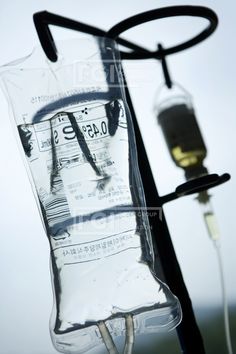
1, 37, 181, 353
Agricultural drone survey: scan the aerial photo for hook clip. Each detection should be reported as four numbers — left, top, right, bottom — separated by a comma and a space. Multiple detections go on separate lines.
158, 43, 173, 89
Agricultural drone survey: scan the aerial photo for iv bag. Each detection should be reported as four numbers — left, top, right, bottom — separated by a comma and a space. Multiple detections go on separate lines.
155, 83, 208, 180
1, 37, 181, 354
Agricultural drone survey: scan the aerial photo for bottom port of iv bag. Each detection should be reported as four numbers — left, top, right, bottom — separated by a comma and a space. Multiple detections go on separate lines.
49, 238, 181, 353
50, 300, 181, 354
48, 212, 181, 354
48, 215, 181, 353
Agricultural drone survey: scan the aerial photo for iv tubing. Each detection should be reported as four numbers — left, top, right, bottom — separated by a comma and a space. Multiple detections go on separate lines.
200, 196, 234, 354
213, 240, 233, 354
98, 321, 119, 354
123, 315, 135, 354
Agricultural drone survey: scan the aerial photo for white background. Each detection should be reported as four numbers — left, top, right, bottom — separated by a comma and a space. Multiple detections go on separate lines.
0, 1, 235, 353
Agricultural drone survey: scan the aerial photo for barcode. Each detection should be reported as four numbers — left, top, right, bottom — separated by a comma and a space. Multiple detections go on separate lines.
43, 175, 71, 230
44, 195, 71, 229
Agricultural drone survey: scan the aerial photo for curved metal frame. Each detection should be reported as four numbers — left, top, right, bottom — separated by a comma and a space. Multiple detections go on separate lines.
34, 6, 218, 62
107, 5, 218, 59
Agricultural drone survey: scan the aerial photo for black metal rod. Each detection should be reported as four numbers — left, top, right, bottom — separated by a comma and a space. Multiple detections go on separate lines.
158, 43, 173, 89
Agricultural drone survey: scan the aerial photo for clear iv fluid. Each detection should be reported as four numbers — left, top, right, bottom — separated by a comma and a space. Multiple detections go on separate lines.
18, 100, 180, 353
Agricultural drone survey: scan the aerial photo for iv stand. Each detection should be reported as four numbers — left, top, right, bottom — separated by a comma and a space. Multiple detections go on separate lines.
33, 7, 230, 354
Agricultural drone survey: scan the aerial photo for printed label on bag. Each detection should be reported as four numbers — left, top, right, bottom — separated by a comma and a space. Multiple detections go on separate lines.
18, 100, 140, 263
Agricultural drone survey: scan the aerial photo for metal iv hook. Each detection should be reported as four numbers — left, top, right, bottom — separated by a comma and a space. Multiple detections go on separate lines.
158, 43, 173, 89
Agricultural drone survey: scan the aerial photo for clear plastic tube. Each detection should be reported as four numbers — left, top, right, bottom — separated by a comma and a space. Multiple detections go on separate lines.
98, 321, 119, 354
123, 315, 135, 354
214, 241, 234, 354
199, 193, 234, 354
